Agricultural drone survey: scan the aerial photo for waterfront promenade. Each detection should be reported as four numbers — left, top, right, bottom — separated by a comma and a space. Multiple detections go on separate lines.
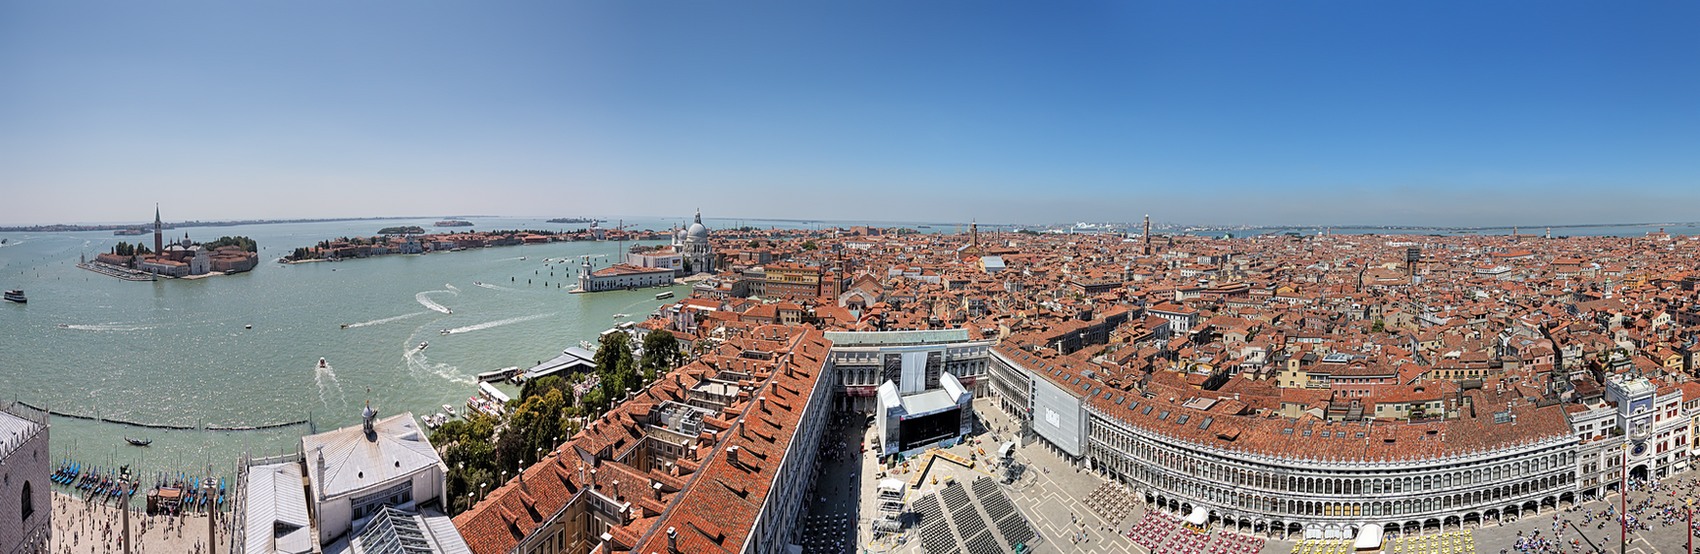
50, 492, 228, 554
75, 261, 156, 281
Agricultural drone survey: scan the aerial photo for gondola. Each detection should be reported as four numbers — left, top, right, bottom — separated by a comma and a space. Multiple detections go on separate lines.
125, 437, 152, 446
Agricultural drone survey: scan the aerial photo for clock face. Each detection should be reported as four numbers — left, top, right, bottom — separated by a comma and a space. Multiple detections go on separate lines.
1632, 441, 1648, 457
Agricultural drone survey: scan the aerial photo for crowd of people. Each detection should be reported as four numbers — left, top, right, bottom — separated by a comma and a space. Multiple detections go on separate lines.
50, 492, 221, 554
1495, 476, 1700, 554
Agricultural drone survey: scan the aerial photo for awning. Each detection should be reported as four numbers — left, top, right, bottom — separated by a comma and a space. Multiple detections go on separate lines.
1184, 506, 1208, 527
1353, 524, 1384, 550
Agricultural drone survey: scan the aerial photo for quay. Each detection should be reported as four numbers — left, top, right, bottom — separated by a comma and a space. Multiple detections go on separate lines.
76, 261, 157, 282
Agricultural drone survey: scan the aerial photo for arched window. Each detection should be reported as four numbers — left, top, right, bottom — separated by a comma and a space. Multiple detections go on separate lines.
20, 480, 32, 522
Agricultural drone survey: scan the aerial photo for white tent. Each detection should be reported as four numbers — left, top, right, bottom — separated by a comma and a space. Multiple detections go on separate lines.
1352, 524, 1384, 551
1184, 506, 1208, 528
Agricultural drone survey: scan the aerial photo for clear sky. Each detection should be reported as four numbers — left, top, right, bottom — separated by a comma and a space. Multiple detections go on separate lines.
2, 1, 1695, 227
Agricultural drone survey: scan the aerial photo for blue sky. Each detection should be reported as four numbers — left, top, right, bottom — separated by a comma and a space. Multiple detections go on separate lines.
2, 1, 1695, 227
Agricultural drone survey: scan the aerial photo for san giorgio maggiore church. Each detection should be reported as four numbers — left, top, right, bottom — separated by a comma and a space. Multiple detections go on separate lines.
577, 210, 715, 292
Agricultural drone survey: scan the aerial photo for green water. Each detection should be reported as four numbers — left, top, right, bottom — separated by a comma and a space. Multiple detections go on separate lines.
0, 217, 687, 480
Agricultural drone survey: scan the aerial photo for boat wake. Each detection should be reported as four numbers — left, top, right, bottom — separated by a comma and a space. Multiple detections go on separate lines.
415, 290, 456, 314
474, 282, 516, 291
440, 313, 555, 335
444, 283, 460, 292
343, 311, 429, 329
60, 323, 155, 332
313, 361, 349, 409
403, 348, 473, 385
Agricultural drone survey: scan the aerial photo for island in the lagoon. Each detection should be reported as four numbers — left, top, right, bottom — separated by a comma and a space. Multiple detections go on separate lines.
434, 219, 474, 227
377, 225, 427, 235
81, 209, 260, 280
546, 217, 597, 224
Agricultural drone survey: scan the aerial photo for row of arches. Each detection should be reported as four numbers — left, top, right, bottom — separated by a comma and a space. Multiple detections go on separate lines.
1148, 492, 1575, 539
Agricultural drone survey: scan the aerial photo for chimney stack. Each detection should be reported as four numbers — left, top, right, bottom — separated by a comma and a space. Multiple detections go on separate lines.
667, 527, 679, 553
726, 445, 740, 466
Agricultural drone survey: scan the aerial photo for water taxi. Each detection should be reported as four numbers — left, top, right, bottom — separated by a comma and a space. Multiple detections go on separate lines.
655, 291, 674, 300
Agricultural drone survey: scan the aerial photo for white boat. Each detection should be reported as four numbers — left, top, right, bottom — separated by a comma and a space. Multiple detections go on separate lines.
655, 291, 674, 300
612, 313, 628, 319
442, 404, 456, 417
417, 341, 429, 351
317, 358, 328, 370
440, 329, 451, 335
518, 256, 526, 261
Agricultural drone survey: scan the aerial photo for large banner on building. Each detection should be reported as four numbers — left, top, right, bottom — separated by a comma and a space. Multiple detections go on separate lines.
901, 351, 928, 394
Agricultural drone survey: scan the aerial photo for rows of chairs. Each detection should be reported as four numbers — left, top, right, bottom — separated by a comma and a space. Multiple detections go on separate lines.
1388, 530, 1474, 554
1128, 511, 1180, 550
797, 513, 854, 554
1203, 531, 1265, 554
1085, 482, 1136, 524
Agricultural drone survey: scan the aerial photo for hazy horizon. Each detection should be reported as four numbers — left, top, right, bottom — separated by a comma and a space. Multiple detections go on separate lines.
4, 1, 1696, 227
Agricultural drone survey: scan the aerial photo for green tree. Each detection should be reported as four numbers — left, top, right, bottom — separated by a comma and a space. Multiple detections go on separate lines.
801, 240, 818, 250
640, 329, 682, 381
520, 375, 568, 402
580, 386, 609, 418
595, 333, 632, 376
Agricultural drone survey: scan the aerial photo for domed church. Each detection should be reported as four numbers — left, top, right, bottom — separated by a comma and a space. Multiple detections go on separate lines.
681, 209, 714, 274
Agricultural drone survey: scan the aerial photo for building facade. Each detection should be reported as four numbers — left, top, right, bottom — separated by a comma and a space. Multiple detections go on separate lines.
0, 404, 49, 554
990, 346, 1591, 541
824, 329, 992, 412
763, 263, 822, 301
578, 259, 676, 292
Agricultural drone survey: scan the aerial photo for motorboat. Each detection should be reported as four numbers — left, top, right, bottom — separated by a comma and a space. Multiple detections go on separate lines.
442, 404, 456, 417
3, 290, 25, 303
655, 291, 674, 300
440, 329, 451, 335
340, 323, 349, 329
125, 437, 151, 447
317, 357, 328, 370
417, 341, 429, 351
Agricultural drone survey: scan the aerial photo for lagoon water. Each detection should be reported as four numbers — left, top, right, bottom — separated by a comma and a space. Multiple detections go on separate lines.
0, 217, 701, 478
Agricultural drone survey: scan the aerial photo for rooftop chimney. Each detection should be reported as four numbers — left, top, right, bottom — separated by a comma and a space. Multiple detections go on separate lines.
667, 526, 679, 553
726, 445, 740, 466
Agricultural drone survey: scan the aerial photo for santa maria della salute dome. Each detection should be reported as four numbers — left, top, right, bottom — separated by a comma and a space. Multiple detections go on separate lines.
676, 209, 714, 274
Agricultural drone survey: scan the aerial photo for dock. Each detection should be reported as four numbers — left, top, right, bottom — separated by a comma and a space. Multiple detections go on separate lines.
77, 262, 158, 281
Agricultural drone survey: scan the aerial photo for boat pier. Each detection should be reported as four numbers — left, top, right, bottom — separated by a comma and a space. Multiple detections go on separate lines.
76, 261, 158, 282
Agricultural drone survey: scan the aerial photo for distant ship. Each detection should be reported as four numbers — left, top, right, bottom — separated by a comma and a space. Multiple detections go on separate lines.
3, 290, 25, 303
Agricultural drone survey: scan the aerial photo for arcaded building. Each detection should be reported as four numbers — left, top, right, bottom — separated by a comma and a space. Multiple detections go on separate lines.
991, 345, 1586, 540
